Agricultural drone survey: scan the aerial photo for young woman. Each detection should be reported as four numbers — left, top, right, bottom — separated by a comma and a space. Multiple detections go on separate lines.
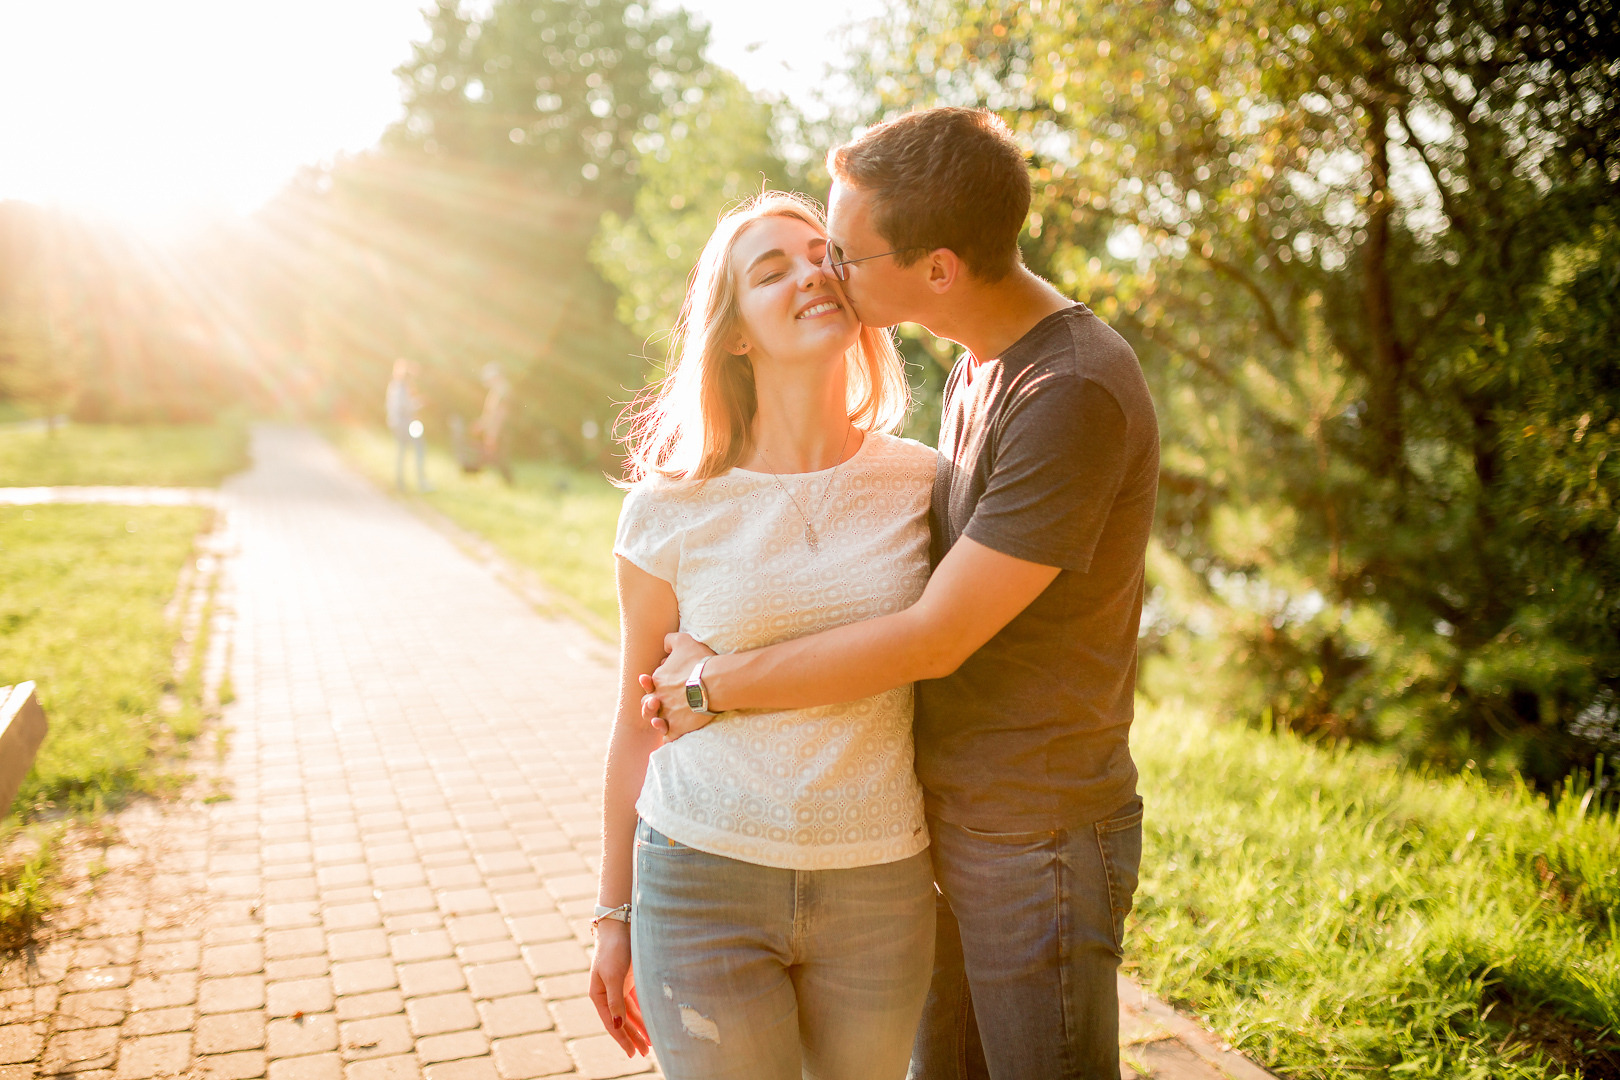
587, 192, 938, 1079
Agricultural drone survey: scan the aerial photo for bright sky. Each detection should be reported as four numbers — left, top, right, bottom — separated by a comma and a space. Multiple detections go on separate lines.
0, 0, 868, 231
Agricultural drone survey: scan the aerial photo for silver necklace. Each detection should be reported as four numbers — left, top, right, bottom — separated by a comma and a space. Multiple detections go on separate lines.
759, 426, 853, 555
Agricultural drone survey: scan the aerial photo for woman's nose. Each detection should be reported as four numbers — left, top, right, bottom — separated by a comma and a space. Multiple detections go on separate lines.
798, 256, 828, 287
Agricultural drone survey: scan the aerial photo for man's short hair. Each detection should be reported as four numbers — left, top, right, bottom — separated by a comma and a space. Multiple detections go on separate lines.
828, 107, 1030, 282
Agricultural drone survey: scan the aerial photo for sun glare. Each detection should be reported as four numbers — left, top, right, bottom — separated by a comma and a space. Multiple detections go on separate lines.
0, 1, 424, 232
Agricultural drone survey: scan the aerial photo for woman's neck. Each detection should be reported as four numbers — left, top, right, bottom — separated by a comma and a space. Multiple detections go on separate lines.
741, 356, 860, 474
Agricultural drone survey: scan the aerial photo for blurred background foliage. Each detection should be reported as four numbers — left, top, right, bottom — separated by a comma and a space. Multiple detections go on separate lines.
1, 0, 1617, 787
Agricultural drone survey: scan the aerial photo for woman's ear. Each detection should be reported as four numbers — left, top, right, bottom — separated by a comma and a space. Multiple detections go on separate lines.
727, 337, 751, 356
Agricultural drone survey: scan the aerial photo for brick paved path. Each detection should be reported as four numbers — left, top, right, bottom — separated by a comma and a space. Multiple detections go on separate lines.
1, 427, 1272, 1080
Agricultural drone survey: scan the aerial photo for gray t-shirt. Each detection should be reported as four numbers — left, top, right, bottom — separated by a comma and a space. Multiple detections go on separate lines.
915, 303, 1159, 831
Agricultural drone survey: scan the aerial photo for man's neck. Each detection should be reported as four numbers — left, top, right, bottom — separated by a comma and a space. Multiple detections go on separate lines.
924, 267, 1074, 366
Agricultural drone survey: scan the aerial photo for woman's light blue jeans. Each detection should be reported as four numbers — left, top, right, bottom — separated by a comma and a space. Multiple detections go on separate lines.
631, 820, 936, 1080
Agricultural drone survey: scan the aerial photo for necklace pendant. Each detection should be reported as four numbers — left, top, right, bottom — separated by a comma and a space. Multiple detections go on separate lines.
805, 524, 819, 554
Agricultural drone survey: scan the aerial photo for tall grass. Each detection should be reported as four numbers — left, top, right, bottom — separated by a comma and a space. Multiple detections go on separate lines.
1132, 704, 1620, 1077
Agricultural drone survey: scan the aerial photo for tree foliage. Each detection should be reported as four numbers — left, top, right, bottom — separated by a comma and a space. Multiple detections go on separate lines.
245, 0, 714, 460
854, 0, 1620, 782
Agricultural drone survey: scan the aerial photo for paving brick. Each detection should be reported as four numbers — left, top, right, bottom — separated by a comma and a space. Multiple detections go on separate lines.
377, 889, 437, 917
267, 1052, 343, 1080
518, 942, 588, 979
336, 1014, 412, 1060
435, 890, 495, 917
465, 963, 534, 1002
124, 1007, 195, 1036
203, 944, 265, 979
202, 1050, 268, 1079
544, 997, 599, 1040
325, 904, 384, 933
138, 941, 201, 975
479, 996, 554, 1039
40, 1024, 118, 1072
317, 865, 372, 891
492, 893, 553, 918
534, 973, 589, 1000
267, 1013, 340, 1059
333, 992, 405, 1023
413, 1030, 487, 1065
425, 866, 482, 891
343, 1055, 421, 1080
264, 903, 322, 931
75, 939, 140, 969
382, 913, 442, 934
454, 942, 520, 966
396, 960, 465, 999
63, 966, 134, 993
267, 978, 335, 1018
388, 931, 454, 964
404, 992, 479, 1038
327, 930, 389, 963
445, 916, 507, 947
265, 929, 327, 962
331, 960, 398, 997
504, 916, 570, 946
267, 956, 332, 982
488, 1033, 572, 1080
565, 1034, 654, 1079
263, 878, 320, 904
199, 976, 267, 1015
369, 866, 426, 891
114, 1032, 191, 1078
196, 1011, 268, 1055
129, 973, 199, 1011
0, 1022, 43, 1065
422, 1059, 498, 1080
55, 990, 129, 1031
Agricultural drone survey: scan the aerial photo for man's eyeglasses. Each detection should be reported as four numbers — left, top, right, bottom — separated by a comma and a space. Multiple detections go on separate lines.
823, 240, 911, 281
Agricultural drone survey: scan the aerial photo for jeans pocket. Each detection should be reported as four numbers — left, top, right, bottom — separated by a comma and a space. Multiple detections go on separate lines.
635, 820, 695, 855
1092, 798, 1143, 954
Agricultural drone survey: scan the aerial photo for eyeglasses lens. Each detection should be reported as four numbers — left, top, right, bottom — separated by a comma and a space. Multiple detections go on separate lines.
827, 242, 848, 281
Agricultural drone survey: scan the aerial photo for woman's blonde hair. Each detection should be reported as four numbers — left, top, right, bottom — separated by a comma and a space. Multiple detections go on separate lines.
620, 191, 910, 483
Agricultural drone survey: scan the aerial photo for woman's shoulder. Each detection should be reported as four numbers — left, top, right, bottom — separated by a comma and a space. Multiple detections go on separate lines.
862, 432, 941, 474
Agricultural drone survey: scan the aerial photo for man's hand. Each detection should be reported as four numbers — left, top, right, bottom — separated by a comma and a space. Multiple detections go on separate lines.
639, 632, 718, 739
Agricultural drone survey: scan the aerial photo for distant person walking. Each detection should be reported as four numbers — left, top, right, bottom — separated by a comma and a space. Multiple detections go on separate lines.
473, 362, 513, 484
386, 358, 431, 493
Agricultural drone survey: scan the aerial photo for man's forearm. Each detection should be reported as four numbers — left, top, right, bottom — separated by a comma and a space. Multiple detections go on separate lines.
704, 605, 947, 712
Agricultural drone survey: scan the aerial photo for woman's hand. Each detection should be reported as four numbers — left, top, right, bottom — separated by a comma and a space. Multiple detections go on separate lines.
640, 632, 719, 739
588, 922, 649, 1057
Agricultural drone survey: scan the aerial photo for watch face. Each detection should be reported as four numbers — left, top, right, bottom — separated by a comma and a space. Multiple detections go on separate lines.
685, 683, 705, 711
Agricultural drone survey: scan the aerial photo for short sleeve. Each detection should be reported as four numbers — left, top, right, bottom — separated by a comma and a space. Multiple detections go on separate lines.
613, 482, 682, 584
962, 374, 1130, 573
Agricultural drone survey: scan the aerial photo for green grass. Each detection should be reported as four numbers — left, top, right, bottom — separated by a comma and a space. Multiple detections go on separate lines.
332, 425, 624, 628
0, 421, 249, 487
1, 504, 212, 812
1131, 703, 1620, 1078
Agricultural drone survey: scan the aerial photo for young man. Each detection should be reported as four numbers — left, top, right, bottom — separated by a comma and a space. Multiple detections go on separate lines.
643, 107, 1160, 1079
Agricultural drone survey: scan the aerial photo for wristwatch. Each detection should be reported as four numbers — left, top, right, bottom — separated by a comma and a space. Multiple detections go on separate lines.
684, 657, 716, 715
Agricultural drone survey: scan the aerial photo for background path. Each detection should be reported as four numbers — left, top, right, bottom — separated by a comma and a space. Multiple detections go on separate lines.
1, 427, 1271, 1080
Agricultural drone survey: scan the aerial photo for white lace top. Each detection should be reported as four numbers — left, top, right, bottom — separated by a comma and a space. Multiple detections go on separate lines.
614, 432, 938, 870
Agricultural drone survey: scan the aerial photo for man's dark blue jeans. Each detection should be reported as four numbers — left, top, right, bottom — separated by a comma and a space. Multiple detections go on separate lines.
908, 796, 1144, 1080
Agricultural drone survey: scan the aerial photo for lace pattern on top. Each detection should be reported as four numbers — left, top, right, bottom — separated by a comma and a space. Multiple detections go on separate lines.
614, 432, 938, 869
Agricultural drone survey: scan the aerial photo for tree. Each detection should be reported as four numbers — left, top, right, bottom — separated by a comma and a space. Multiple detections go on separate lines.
854, 0, 1620, 782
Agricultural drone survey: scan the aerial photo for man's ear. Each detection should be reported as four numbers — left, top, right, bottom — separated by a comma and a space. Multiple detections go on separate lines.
925, 248, 961, 294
